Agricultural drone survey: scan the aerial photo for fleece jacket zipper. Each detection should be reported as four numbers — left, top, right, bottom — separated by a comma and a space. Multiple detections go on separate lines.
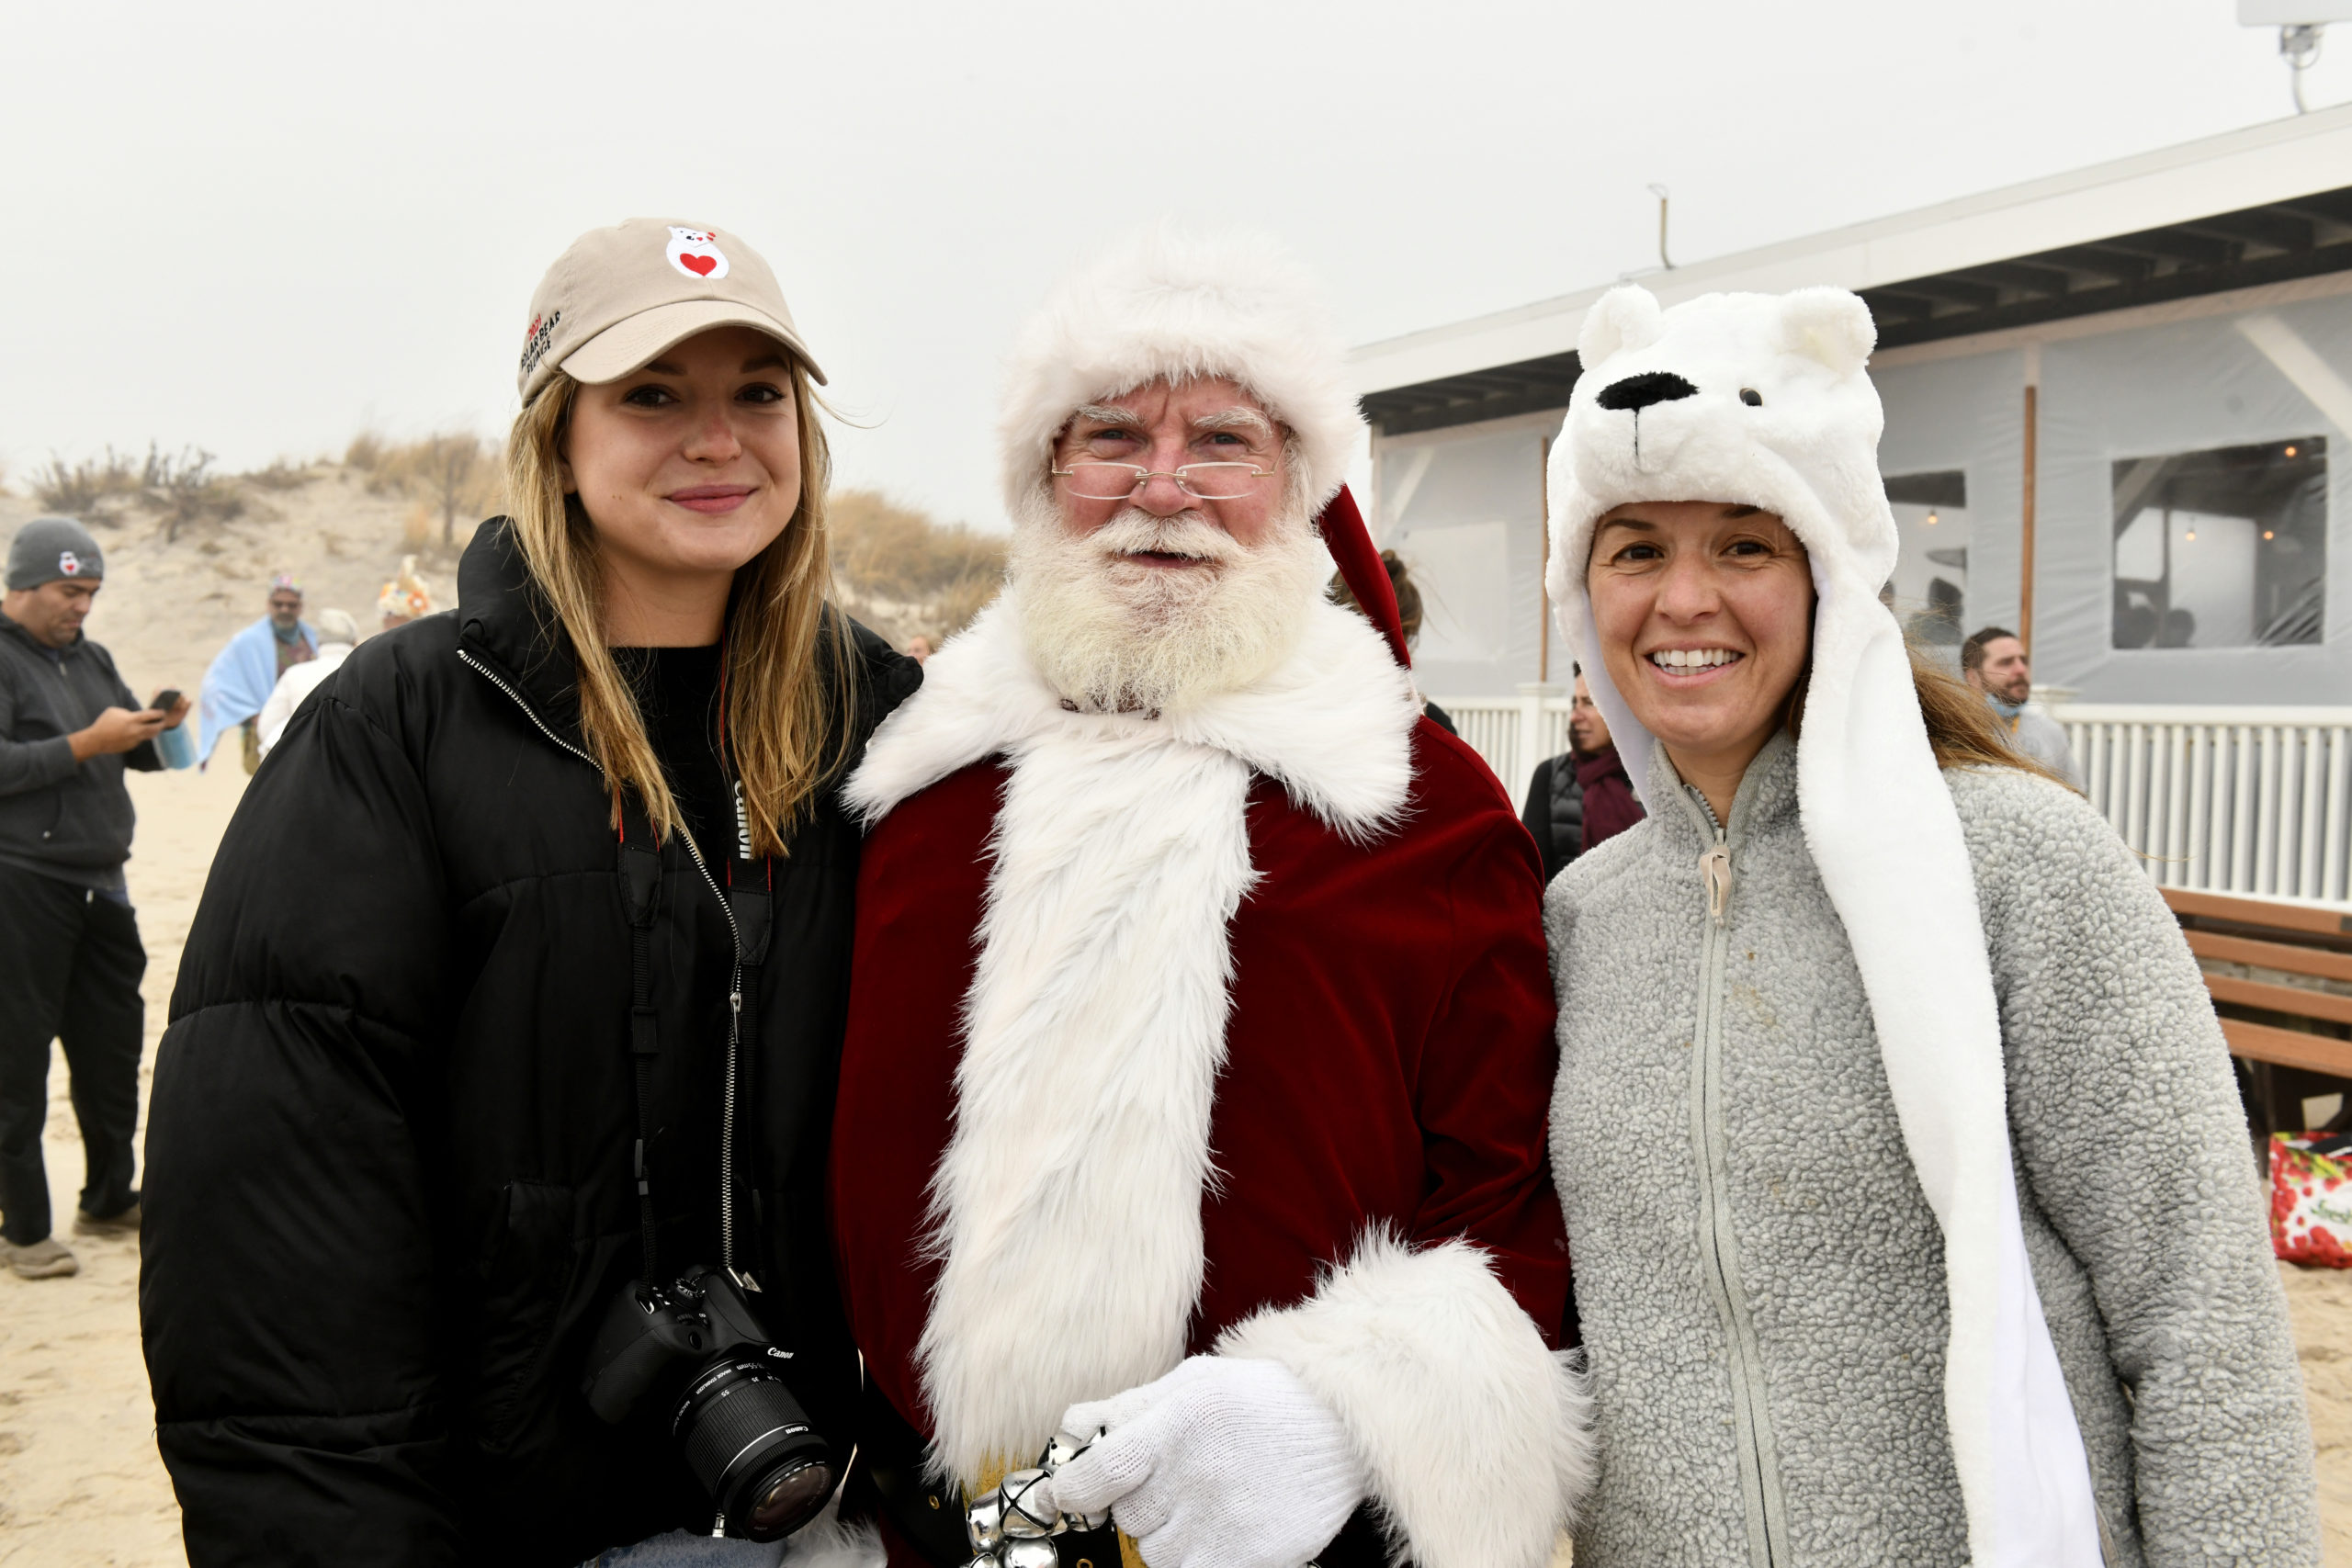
458, 648, 756, 1290
1677, 783, 1791, 1568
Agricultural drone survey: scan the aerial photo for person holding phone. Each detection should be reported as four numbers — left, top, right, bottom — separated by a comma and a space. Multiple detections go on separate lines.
0, 516, 189, 1280
140, 220, 920, 1566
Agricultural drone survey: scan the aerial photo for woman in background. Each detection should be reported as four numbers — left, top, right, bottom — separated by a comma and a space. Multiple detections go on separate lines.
1329, 547, 1456, 732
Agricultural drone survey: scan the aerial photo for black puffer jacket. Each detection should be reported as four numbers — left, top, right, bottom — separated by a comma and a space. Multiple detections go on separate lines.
141, 520, 920, 1567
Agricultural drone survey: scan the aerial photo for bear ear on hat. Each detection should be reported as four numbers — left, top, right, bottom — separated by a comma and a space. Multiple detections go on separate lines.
1578, 285, 1664, 372
1777, 287, 1876, 378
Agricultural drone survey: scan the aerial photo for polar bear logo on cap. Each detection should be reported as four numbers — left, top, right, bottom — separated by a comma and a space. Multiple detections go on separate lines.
666, 226, 729, 281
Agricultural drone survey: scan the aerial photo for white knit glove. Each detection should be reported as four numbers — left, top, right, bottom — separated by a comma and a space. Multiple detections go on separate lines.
1045, 1355, 1367, 1568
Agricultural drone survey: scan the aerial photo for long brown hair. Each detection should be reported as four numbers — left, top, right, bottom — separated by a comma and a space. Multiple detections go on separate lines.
1781, 642, 2070, 787
503, 360, 856, 856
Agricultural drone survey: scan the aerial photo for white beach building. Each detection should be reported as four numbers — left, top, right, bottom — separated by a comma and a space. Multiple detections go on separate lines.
1358, 106, 2352, 907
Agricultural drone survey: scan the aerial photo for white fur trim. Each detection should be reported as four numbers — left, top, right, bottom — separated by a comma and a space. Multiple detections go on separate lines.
854, 594, 1419, 1487
1216, 1232, 1594, 1568
1542, 287, 2100, 1567
775, 1512, 884, 1568
996, 224, 1365, 520
845, 594, 1419, 840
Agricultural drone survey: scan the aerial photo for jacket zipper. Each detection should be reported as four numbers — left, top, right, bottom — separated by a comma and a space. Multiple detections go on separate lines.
1679, 785, 1790, 1568
458, 648, 755, 1290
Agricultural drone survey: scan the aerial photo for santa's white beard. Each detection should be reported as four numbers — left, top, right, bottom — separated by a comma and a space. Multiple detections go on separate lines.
1009, 496, 1326, 715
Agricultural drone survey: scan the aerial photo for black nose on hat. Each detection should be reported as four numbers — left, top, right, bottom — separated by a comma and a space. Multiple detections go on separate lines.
1596, 371, 1699, 412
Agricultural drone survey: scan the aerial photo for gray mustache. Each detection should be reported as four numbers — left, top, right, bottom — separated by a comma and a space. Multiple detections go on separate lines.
1088, 509, 1243, 563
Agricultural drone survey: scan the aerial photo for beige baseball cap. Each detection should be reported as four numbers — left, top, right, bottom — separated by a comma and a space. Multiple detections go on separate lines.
516, 219, 825, 403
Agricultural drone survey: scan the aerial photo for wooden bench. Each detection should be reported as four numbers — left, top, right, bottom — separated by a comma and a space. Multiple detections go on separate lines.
2164, 888, 2352, 1138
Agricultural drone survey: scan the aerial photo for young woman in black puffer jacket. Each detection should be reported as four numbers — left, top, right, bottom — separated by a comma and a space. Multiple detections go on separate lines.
140, 220, 919, 1568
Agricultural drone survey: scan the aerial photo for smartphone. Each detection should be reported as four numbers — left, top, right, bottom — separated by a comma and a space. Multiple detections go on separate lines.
149, 689, 183, 714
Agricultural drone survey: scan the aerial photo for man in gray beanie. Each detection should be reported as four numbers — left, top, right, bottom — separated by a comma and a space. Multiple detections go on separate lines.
0, 516, 188, 1280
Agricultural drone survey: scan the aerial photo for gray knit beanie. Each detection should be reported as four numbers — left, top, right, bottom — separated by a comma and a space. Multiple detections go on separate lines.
6, 517, 105, 591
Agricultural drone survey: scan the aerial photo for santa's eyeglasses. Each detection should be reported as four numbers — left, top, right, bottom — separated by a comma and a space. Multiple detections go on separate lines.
1049, 462, 1274, 502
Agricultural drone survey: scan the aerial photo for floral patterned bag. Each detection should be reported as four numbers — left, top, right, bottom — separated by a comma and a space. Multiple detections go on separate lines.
2270, 1132, 2352, 1268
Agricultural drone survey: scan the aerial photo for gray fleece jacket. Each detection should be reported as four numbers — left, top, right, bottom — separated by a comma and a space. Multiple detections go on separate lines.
1547, 731, 2318, 1567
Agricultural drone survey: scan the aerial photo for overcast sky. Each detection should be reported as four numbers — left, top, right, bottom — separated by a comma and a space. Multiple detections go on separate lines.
4, 1, 2346, 529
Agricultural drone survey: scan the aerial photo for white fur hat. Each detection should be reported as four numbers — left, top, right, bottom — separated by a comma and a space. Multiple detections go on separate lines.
997, 225, 1363, 520
1544, 286, 2103, 1568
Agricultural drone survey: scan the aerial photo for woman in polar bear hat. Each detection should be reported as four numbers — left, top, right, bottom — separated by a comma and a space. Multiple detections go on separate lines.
1541, 282, 2318, 1566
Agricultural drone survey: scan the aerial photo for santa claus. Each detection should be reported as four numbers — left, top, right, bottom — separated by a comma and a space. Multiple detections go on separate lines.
826, 228, 1589, 1568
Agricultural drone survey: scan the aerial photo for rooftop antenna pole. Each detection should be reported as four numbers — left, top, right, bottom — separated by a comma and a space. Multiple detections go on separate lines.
1648, 184, 1674, 270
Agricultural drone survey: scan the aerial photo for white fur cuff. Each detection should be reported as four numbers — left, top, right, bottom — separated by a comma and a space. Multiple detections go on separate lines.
1214, 1232, 1593, 1568
776, 1510, 886, 1568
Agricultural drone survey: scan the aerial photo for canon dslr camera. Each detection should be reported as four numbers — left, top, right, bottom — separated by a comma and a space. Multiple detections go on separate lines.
582, 1265, 836, 1540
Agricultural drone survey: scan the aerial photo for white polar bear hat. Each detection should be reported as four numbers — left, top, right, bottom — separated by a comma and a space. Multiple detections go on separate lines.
1544, 285, 2104, 1568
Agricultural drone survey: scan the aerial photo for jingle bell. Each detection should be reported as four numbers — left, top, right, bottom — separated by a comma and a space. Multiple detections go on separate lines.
1040, 1428, 1096, 1472
999, 1468, 1058, 1539
998, 1540, 1060, 1568
966, 1489, 1006, 1554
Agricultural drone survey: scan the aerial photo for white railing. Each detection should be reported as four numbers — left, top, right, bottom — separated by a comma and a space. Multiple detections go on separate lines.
2060, 705, 2352, 907
1437, 692, 2352, 909
1439, 687, 1574, 811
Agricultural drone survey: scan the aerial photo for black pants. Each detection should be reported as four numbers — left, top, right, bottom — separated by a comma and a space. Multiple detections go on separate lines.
0, 863, 145, 1245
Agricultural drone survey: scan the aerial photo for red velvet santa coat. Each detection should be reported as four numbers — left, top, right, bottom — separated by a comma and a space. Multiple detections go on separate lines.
831, 598, 1591, 1568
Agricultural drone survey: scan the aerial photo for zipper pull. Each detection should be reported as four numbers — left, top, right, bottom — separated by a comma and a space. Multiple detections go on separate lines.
1698, 839, 1734, 927
729, 991, 742, 1018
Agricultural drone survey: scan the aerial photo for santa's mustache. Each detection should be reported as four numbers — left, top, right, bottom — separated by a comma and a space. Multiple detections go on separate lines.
1082, 508, 1248, 565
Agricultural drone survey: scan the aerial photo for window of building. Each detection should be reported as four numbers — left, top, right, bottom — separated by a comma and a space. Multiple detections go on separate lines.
2109, 437, 2326, 649
1885, 469, 1970, 649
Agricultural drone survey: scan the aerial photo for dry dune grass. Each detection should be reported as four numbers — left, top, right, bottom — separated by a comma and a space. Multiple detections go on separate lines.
827, 486, 1005, 646
345, 431, 504, 553
0, 445, 996, 716
0, 466, 445, 719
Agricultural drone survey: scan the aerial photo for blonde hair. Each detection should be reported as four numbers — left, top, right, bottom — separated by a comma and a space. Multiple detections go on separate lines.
503, 362, 855, 856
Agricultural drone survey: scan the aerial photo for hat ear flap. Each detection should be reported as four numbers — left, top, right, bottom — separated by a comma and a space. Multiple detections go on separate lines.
1578, 286, 1664, 371
1778, 288, 1875, 378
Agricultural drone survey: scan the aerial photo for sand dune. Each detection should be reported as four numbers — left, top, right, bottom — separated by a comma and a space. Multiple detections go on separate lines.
0, 473, 437, 741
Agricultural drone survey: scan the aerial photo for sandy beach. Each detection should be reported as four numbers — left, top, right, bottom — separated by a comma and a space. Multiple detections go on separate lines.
5, 632, 2352, 1564
0, 760, 245, 1566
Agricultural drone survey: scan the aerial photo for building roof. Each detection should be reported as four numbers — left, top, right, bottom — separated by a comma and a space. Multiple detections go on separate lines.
1356, 104, 2352, 436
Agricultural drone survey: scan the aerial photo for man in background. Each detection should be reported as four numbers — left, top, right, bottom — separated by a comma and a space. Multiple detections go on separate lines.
904, 634, 934, 664
196, 574, 315, 773
1520, 669, 1644, 886
1962, 625, 2082, 787
0, 517, 188, 1280
256, 607, 360, 757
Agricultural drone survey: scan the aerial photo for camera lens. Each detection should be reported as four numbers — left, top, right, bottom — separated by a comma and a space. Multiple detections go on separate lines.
747, 1456, 833, 1533
674, 1356, 837, 1542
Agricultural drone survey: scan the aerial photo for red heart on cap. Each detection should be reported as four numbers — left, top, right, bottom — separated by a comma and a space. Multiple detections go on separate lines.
679, 253, 717, 276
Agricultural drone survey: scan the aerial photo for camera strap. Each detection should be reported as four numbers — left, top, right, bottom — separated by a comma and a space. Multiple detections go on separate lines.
617, 795, 665, 1290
